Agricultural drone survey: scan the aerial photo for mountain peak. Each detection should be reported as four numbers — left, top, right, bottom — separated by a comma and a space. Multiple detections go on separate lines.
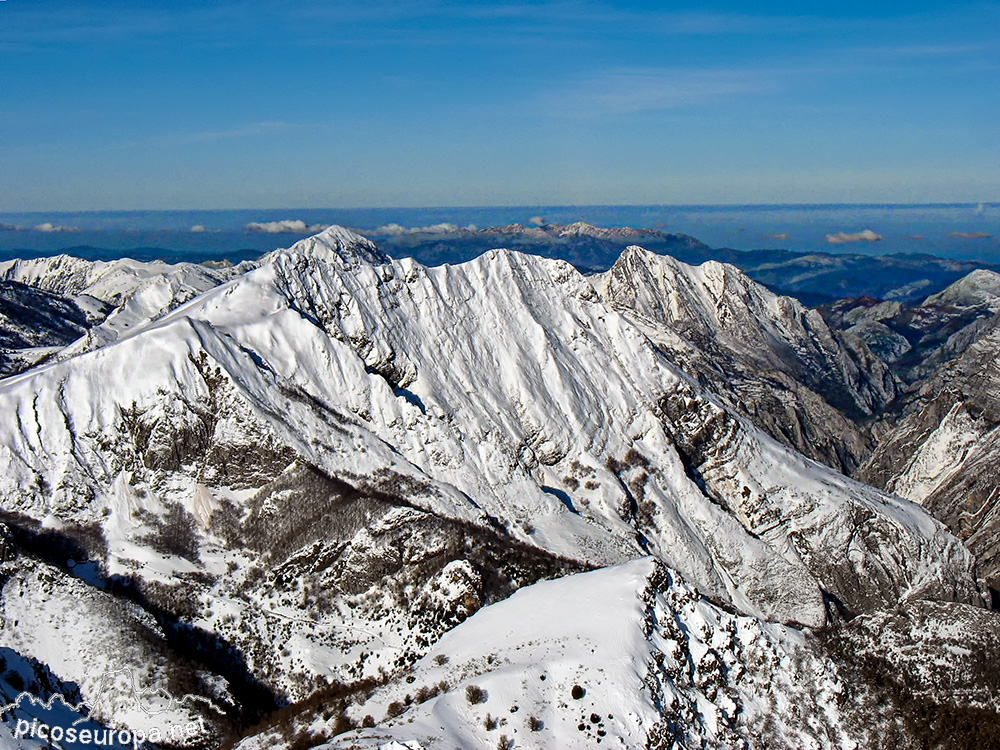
620, 243, 656, 258
612, 243, 679, 268
923, 268, 1000, 310
558, 221, 600, 236
558, 222, 660, 240
613, 244, 741, 286
278, 224, 390, 267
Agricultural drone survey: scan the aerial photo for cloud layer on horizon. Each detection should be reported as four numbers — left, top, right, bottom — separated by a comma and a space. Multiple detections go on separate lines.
826, 229, 882, 244
245, 219, 330, 235
947, 231, 992, 239
365, 223, 477, 236
33, 222, 81, 233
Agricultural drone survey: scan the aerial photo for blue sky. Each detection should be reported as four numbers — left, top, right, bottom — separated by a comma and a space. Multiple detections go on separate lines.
2, 1, 998, 210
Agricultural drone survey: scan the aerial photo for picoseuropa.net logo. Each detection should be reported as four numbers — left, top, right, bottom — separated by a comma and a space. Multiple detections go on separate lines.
13, 716, 208, 749
1, 666, 223, 748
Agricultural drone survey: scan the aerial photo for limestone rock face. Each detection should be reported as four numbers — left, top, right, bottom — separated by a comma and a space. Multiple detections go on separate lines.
861, 315, 1000, 587
597, 245, 899, 474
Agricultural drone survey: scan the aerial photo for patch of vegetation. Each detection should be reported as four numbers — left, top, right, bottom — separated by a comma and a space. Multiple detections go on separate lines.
821, 628, 1000, 749
140, 501, 201, 561
219, 676, 381, 750
466, 684, 488, 705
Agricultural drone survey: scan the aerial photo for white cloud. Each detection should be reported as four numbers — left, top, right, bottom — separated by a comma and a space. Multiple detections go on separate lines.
33, 222, 80, 233
420, 223, 463, 234
946, 231, 992, 239
369, 223, 409, 236
528, 216, 547, 226
825, 229, 882, 245
190, 225, 207, 233
245, 219, 329, 235
368, 222, 472, 236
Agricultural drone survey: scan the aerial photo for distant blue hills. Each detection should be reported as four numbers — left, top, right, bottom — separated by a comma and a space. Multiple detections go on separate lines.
2, 221, 997, 305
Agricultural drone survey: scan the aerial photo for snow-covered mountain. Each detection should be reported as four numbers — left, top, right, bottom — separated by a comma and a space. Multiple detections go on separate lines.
0, 280, 110, 377
0, 254, 252, 373
821, 270, 1000, 384
554, 221, 676, 242
596, 246, 898, 473
0, 228, 992, 748
0, 255, 245, 304
234, 560, 1000, 750
923, 269, 1000, 310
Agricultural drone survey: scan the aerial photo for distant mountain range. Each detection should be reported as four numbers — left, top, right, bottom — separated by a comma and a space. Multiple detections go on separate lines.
7, 222, 998, 306
369, 221, 1000, 304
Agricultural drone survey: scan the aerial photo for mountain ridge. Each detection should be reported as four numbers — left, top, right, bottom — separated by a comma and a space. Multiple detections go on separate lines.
0, 226, 994, 748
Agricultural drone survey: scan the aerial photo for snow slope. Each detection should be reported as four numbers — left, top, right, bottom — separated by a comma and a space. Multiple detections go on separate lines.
318, 559, 855, 750
239, 559, 988, 750
0, 254, 252, 369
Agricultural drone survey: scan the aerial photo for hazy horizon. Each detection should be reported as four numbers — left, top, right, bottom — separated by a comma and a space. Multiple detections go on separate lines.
2, 202, 998, 264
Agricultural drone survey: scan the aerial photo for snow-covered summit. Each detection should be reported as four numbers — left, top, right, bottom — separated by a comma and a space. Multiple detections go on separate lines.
265, 224, 390, 268
600, 245, 888, 391
923, 268, 1000, 310
556, 222, 662, 241
596, 245, 899, 472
